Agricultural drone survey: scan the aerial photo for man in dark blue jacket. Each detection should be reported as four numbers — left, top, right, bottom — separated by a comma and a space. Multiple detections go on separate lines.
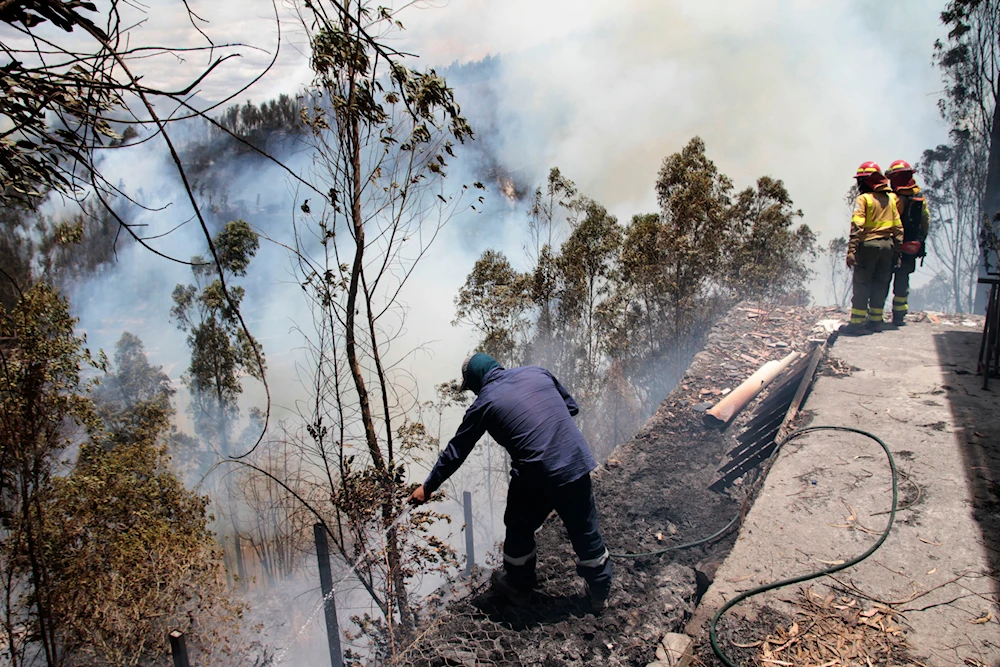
408, 353, 612, 612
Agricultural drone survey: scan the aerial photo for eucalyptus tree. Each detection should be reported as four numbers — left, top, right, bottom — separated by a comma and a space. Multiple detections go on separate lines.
251, 0, 477, 657
933, 0, 999, 309
726, 176, 815, 302
555, 200, 622, 395
453, 249, 533, 367
0, 284, 99, 667
171, 220, 263, 456
921, 142, 982, 312
654, 137, 734, 371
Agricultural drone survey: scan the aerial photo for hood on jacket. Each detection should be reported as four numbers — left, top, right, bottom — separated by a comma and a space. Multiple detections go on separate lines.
460, 353, 502, 394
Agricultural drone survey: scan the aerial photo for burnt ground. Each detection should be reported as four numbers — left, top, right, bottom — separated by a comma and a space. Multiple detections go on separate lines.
395, 304, 841, 667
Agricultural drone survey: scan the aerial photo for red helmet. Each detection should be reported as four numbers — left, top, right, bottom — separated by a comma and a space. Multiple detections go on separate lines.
886, 160, 913, 176
855, 161, 882, 178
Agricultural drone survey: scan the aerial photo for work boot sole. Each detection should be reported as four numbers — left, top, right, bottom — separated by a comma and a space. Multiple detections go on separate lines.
489, 570, 532, 607
839, 327, 872, 337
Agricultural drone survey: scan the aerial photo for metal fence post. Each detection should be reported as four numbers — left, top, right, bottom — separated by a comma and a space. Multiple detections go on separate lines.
463, 490, 475, 575
313, 524, 344, 667
222, 543, 234, 589
169, 630, 191, 667
234, 534, 246, 589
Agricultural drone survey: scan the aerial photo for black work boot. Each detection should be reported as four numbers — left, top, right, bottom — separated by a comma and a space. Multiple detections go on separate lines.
490, 570, 532, 607
864, 319, 883, 333
840, 323, 871, 337
584, 581, 610, 614
892, 314, 906, 327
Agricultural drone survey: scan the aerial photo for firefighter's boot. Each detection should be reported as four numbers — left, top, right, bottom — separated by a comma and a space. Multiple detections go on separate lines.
585, 581, 610, 614
490, 570, 532, 607
841, 323, 872, 337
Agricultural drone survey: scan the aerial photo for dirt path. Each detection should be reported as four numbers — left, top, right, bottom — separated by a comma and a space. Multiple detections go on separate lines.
397, 305, 836, 667
694, 320, 1000, 666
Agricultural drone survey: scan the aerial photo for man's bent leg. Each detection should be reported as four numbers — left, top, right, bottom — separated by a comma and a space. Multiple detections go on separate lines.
553, 474, 612, 597
502, 476, 553, 591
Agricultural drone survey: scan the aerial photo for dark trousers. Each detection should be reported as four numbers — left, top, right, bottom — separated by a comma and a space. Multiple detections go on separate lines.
502, 473, 612, 595
892, 255, 917, 321
850, 239, 894, 325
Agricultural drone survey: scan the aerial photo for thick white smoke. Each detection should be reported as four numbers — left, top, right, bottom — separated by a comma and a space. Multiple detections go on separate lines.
55, 1, 956, 662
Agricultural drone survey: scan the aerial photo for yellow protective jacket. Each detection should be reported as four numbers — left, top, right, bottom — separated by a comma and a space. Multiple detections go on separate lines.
848, 186, 903, 257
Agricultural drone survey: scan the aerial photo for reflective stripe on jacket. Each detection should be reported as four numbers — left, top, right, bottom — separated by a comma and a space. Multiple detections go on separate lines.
849, 188, 903, 257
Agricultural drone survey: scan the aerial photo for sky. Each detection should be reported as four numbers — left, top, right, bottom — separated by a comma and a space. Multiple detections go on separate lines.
63, 0, 957, 432
135, 0, 951, 238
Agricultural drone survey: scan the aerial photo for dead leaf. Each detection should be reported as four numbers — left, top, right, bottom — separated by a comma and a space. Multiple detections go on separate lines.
969, 611, 992, 624
926, 568, 936, 575
816, 559, 846, 566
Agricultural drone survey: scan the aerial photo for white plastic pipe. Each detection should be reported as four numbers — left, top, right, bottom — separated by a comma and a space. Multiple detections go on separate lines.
703, 350, 801, 428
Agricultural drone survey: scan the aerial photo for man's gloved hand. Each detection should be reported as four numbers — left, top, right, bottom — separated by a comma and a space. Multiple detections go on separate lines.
407, 484, 428, 506
846, 254, 856, 268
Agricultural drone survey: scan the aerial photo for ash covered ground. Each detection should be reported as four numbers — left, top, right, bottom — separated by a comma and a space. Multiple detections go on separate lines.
396, 304, 841, 667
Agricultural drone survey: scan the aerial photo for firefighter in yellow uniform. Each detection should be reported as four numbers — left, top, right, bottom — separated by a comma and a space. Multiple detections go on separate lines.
886, 160, 930, 326
844, 162, 903, 335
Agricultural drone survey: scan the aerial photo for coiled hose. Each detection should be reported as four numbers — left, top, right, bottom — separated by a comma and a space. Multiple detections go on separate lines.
709, 425, 898, 666
606, 425, 898, 666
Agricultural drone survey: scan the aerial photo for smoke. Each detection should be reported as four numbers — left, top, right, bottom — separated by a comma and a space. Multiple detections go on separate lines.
45, 1, 958, 661
393, 0, 949, 245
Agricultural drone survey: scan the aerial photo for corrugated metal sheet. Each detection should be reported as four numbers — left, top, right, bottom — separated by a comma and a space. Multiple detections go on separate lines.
710, 345, 823, 492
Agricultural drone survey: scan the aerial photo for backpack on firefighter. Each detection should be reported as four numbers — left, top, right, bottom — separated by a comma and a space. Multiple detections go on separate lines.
897, 193, 927, 264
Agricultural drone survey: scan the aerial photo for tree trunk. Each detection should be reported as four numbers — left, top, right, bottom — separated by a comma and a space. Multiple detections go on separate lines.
20, 463, 56, 667
975, 98, 1000, 312
343, 85, 385, 474
362, 276, 393, 462
339, 6, 412, 635
984, 92, 1000, 234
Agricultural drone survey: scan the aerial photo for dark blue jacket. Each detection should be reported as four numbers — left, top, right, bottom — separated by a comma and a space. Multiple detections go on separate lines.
423, 366, 597, 493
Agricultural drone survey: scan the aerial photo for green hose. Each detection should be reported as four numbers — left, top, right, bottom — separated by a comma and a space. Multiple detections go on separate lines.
709, 425, 898, 667
608, 512, 741, 559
